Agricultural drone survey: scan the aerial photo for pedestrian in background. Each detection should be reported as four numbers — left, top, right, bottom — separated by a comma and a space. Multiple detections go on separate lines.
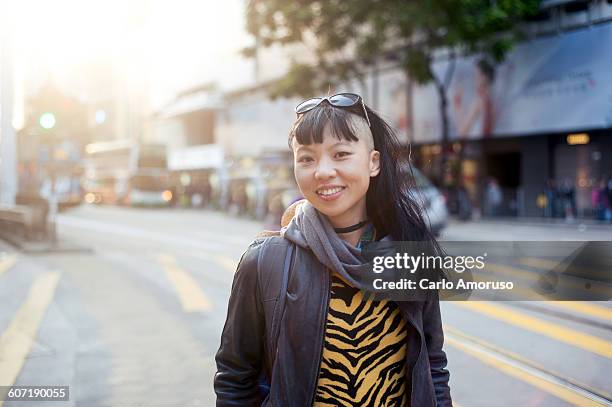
215, 93, 452, 406
484, 177, 503, 217
592, 179, 608, 221
606, 177, 612, 222
456, 181, 472, 221
544, 179, 555, 218
560, 178, 576, 221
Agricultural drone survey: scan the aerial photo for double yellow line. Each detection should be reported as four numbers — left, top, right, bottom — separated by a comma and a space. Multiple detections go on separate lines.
448, 257, 612, 405
481, 260, 612, 322
455, 301, 612, 358
445, 325, 611, 406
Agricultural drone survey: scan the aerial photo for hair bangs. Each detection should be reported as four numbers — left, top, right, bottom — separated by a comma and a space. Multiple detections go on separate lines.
289, 104, 362, 148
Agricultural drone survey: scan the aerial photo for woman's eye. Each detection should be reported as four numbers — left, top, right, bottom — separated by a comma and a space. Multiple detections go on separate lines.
297, 156, 313, 163
335, 151, 352, 158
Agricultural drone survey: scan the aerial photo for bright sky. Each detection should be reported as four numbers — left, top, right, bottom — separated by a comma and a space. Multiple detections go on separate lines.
7, 0, 254, 110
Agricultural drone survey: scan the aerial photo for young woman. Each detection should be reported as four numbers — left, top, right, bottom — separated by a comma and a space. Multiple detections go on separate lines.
215, 93, 452, 407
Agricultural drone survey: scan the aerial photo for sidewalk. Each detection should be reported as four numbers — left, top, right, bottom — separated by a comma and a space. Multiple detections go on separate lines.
444, 216, 612, 241
0, 229, 92, 254
464, 215, 612, 231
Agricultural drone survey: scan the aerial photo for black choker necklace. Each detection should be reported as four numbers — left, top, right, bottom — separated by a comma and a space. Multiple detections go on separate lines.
333, 220, 369, 234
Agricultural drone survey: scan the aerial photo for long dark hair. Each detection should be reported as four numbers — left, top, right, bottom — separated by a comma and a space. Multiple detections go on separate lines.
288, 100, 441, 247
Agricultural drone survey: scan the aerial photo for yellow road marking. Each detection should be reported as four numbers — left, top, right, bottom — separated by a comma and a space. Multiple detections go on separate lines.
470, 266, 547, 300
165, 251, 238, 274
455, 301, 612, 358
0, 272, 61, 397
514, 257, 612, 319
0, 253, 17, 276
546, 301, 612, 322
519, 257, 579, 273
445, 325, 612, 401
214, 255, 238, 274
518, 257, 611, 292
445, 329, 607, 406
487, 259, 608, 296
477, 261, 612, 320
156, 255, 211, 312
485, 262, 538, 281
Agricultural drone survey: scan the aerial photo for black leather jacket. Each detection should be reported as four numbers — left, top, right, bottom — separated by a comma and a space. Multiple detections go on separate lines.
215, 236, 452, 406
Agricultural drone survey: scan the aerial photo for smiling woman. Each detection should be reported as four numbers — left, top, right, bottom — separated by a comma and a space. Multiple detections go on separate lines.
291, 123, 379, 241
215, 93, 453, 407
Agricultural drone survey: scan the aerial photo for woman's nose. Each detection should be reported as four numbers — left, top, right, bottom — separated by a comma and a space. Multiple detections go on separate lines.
314, 158, 337, 180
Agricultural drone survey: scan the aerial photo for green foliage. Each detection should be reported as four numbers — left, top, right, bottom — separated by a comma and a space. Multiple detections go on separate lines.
402, 48, 433, 85
269, 60, 360, 99
246, 0, 539, 96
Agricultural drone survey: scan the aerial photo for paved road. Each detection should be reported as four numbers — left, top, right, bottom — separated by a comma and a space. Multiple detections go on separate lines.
0, 205, 611, 406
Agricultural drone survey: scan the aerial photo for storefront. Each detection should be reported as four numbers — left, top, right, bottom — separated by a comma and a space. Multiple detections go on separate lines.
401, 21, 612, 219
225, 151, 296, 221
167, 144, 225, 208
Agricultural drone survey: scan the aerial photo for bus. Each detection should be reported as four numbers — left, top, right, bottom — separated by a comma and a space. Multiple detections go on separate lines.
82, 140, 173, 206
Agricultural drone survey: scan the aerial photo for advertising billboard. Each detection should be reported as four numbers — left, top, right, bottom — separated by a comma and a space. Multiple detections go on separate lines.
411, 22, 612, 142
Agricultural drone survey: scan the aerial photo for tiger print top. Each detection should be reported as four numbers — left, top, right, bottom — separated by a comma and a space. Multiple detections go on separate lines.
313, 228, 409, 406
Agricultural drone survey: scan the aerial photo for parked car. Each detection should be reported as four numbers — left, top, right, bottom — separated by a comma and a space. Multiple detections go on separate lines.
405, 167, 448, 236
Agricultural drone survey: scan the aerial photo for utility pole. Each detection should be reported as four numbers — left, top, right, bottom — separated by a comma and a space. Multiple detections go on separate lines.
0, 8, 17, 206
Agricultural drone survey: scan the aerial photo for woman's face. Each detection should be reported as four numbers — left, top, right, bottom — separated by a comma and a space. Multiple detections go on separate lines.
291, 118, 380, 227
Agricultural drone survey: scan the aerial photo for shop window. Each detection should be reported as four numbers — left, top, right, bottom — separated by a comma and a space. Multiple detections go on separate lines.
526, 10, 551, 22
563, 1, 589, 13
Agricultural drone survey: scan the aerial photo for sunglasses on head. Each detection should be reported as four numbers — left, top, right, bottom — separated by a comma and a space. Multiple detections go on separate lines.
295, 92, 371, 127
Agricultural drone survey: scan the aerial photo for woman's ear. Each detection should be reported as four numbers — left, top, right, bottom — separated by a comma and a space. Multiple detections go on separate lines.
369, 150, 381, 177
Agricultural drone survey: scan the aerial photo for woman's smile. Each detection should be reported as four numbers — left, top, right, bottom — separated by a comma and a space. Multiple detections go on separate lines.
316, 185, 346, 201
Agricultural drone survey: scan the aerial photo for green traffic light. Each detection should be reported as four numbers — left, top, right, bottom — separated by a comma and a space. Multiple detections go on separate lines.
39, 112, 56, 129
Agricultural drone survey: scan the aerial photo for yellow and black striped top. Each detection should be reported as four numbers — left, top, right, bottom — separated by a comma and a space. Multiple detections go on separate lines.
313, 227, 409, 406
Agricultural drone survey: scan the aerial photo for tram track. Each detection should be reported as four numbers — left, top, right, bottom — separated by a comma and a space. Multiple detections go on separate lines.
445, 325, 612, 406
510, 302, 612, 331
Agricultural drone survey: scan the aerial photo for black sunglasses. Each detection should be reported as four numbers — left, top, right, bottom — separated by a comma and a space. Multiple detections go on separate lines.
295, 92, 371, 127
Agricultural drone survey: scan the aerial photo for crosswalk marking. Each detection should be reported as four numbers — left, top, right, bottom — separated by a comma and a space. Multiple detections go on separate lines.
171, 250, 239, 274
156, 255, 211, 312
471, 265, 547, 300
454, 301, 612, 358
519, 256, 591, 275
517, 256, 611, 296
482, 261, 612, 321
485, 261, 583, 294
214, 255, 238, 274
0, 272, 61, 404
445, 326, 608, 406
485, 262, 537, 282
445, 325, 612, 401
547, 301, 612, 323
0, 253, 17, 276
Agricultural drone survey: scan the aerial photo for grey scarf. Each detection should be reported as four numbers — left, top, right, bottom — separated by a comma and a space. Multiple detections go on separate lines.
281, 200, 386, 291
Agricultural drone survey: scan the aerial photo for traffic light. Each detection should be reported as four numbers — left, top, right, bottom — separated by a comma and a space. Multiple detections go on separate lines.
39, 112, 56, 130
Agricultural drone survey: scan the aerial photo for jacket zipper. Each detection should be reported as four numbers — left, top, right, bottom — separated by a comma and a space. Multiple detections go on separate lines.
307, 269, 331, 407
410, 329, 423, 406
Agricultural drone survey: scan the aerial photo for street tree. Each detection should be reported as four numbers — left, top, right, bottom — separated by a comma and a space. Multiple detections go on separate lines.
245, 0, 539, 175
